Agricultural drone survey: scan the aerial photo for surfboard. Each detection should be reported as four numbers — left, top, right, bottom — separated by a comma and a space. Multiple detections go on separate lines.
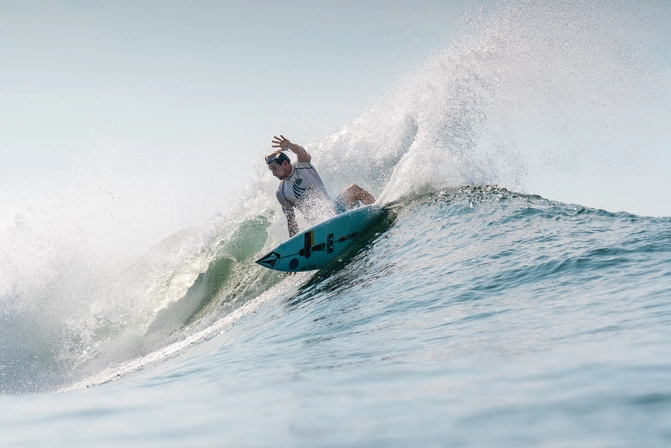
256, 204, 385, 272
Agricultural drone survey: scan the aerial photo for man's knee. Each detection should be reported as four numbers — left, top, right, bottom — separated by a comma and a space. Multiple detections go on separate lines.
343, 183, 359, 194
342, 184, 375, 206
341, 184, 358, 205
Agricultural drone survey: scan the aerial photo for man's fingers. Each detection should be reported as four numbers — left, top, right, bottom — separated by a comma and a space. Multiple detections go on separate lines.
272, 135, 290, 150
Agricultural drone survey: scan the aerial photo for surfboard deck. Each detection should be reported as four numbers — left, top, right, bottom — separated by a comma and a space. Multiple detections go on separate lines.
256, 204, 385, 272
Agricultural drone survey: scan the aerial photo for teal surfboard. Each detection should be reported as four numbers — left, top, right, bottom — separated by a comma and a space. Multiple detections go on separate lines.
256, 205, 385, 272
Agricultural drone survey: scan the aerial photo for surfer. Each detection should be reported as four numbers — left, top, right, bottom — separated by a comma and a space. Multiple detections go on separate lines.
266, 135, 375, 237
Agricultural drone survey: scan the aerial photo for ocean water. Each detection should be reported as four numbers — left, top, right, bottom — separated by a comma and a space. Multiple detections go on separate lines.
2, 1, 671, 447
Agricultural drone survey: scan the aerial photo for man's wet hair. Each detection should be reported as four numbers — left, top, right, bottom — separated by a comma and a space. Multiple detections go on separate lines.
265, 151, 290, 165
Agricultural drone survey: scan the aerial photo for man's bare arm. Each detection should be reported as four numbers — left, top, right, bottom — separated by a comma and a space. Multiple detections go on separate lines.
285, 207, 299, 237
272, 135, 311, 163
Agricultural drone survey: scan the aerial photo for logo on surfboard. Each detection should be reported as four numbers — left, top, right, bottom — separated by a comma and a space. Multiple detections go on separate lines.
256, 251, 281, 268
298, 230, 335, 259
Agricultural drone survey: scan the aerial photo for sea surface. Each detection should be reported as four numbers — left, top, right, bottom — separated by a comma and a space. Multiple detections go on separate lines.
2, 187, 670, 446
2, 1, 671, 446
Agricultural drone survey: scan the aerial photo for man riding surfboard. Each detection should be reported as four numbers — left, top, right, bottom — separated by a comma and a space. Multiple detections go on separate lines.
266, 135, 375, 237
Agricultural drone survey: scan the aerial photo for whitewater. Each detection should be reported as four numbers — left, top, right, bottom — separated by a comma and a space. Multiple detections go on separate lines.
2, 1, 671, 446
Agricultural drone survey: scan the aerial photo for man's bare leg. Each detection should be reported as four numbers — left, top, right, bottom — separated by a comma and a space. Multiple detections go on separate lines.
341, 184, 375, 208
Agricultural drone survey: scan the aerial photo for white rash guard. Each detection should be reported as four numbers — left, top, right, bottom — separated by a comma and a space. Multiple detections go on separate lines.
276, 160, 334, 219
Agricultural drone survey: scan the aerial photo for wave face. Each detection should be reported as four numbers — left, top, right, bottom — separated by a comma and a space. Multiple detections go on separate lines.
3, 186, 671, 445
1, 0, 670, 445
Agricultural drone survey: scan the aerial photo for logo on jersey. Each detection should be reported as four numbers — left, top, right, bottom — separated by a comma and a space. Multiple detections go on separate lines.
292, 177, 306, 200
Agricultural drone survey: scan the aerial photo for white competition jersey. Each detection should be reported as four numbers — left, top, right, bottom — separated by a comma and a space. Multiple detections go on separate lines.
276, 160, 333, 214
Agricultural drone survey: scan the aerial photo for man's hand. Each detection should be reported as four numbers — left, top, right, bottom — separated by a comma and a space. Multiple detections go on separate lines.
272, 135, 293, 152
272, 135, 311, 163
